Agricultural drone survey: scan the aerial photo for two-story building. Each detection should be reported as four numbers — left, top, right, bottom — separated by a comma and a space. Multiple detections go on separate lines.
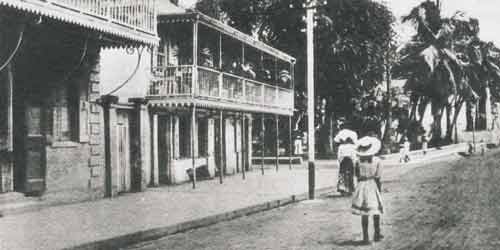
0, 0, 158, 200
100, 1, 295, 191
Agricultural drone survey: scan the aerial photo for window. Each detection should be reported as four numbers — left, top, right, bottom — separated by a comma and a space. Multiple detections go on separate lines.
51, 84, 78, 142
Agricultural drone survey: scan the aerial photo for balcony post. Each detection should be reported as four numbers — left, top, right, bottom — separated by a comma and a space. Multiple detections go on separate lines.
289, 115, 292, 170
192, 20, 199, 97
275, 115, 279, 172
191, 105, 197, 189
261, 114, 265, 175
218, 33, 222, 99
219, 110, 224, 184
241, 114, 246, 180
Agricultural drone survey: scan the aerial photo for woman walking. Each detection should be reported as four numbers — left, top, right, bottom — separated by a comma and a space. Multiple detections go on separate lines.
351, 136, 384, 244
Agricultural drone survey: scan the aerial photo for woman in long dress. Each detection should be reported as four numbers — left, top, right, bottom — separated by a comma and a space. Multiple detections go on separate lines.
351, 136, 384, 244
337, 138, 357, 195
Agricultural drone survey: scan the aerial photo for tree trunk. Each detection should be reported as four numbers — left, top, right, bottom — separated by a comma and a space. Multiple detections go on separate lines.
430, 102, 444, 146
418, 97, 429, 125
466, 101, 474, 131
382, 71, 392, 153
445, 98, 463, 142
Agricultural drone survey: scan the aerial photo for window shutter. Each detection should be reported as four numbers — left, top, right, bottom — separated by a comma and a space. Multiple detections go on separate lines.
79, 100, 89, 142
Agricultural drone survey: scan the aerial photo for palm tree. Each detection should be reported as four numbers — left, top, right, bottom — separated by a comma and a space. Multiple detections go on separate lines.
393, 1, 489, 145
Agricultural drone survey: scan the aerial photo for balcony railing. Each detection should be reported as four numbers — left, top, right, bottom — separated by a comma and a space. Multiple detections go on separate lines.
49, 0, 156, 34
149, 65, 294, 113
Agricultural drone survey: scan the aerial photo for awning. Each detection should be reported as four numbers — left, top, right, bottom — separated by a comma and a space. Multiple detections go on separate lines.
1, 0, 159, 47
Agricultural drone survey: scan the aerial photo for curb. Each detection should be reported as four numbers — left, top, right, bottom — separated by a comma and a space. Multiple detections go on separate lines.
65, 187, 333, 250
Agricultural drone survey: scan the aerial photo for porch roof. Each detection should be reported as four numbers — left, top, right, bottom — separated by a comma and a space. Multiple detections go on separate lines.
157, 2, 296, 64
0, 0, 159, 47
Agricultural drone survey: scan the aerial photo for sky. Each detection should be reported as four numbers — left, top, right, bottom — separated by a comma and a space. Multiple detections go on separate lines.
179, 0, 500, 45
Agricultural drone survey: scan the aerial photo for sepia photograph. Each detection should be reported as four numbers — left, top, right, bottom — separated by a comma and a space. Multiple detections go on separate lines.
1, 0, 500, 249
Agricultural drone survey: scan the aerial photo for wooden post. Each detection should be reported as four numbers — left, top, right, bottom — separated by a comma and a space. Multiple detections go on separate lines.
288, 116, 292, 170
219, 110, 224, 184
275, 115, 279, 172
306, 6, 316, 199
192, 21, 198, 96
241, 114, 246, 180
152, 113, 159, 186
191, 106, 196, 189
261, 114, 265, 175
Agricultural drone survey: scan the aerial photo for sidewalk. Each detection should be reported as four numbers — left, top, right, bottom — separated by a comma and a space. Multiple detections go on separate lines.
0, 145, 466, 250
0, 165, 338, 250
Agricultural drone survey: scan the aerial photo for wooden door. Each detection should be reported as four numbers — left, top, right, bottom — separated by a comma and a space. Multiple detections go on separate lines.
23, 103, 46, 194
117, 113, 131, 192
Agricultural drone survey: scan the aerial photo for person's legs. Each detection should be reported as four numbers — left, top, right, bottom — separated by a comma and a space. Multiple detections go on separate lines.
362, 215, 369, 243
374, 215, 384, 241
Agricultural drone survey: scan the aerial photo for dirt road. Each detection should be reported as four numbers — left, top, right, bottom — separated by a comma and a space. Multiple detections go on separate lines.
124, 151, 500, 250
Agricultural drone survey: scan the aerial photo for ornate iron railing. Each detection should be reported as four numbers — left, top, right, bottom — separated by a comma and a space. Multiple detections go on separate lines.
148, 65, 293, 112
50, 0, 156, 34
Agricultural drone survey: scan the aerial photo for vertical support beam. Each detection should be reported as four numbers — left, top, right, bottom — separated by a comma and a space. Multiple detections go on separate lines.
218, 33, 223, 99
191, 105, 197, 189
192, 20, 199, 96
168, 114, 174, 184
306, 6, 316, 199
151, 113, 159, 186
6, 63, 13, 151
275, 115, 279, 172
219, 110, 224, 184
261, 114, 265, 175
235, 116, 239, 174
288, 116, 292, 170
241, 114, 246, 180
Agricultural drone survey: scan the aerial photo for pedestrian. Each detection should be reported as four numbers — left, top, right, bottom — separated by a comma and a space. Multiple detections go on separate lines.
351, 136, 384, 244
337, 137, 357, 195
400, 136, 410, 163
422, 135, 428, 155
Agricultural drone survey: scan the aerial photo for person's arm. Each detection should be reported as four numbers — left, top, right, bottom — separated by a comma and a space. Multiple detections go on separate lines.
375, 159, 382, 191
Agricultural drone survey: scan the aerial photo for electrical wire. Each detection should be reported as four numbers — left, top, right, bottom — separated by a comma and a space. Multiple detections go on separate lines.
0, 24, 25, 72
106, 47, 144, 96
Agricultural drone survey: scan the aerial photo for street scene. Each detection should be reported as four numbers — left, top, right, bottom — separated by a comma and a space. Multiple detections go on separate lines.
124, 152, 500, 250
1, 0, 500, 249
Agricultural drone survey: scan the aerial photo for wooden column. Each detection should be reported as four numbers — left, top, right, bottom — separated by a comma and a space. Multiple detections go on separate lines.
151, 113, 159, 186
219, 110, 224, 184
191, 106, 196, 189
288, 116, 292, 170
241, 114, 246, 180
275, 115, 279, 172
261, 114, 265, 175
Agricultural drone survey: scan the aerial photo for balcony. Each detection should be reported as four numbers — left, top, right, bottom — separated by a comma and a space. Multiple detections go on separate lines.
1, 0, 158, 45
147, 66, 294, 115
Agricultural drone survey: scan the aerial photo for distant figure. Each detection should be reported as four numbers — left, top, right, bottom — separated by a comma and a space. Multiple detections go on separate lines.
293, 135, 303, 155
468, 142, 474, 155
422, 135, 428, 155
400, 137, 410, 163
480, 140, 485, 156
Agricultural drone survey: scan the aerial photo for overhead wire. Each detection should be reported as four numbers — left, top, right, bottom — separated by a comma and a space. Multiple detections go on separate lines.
105, 47, 145, 96
0, 24, 25, 72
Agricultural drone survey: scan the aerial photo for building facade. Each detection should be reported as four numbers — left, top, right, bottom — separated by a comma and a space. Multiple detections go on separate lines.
0, 0, 158, 199
100, 2, 296, 191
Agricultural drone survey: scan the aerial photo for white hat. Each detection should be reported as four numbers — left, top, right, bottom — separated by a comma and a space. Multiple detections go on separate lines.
334, 129, 358, 143
355, 136, 381, 156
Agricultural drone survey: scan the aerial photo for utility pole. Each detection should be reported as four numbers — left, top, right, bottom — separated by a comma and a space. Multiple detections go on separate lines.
305, 0, 319, 200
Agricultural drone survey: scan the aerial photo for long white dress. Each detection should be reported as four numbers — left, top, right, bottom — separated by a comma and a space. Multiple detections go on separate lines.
351, 157, 384, 215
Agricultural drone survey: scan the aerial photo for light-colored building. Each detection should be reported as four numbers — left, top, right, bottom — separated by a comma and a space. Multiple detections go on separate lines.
100, 1, 296, 190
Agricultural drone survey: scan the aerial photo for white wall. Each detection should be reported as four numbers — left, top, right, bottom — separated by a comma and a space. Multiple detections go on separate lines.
100, 48, 152, 102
